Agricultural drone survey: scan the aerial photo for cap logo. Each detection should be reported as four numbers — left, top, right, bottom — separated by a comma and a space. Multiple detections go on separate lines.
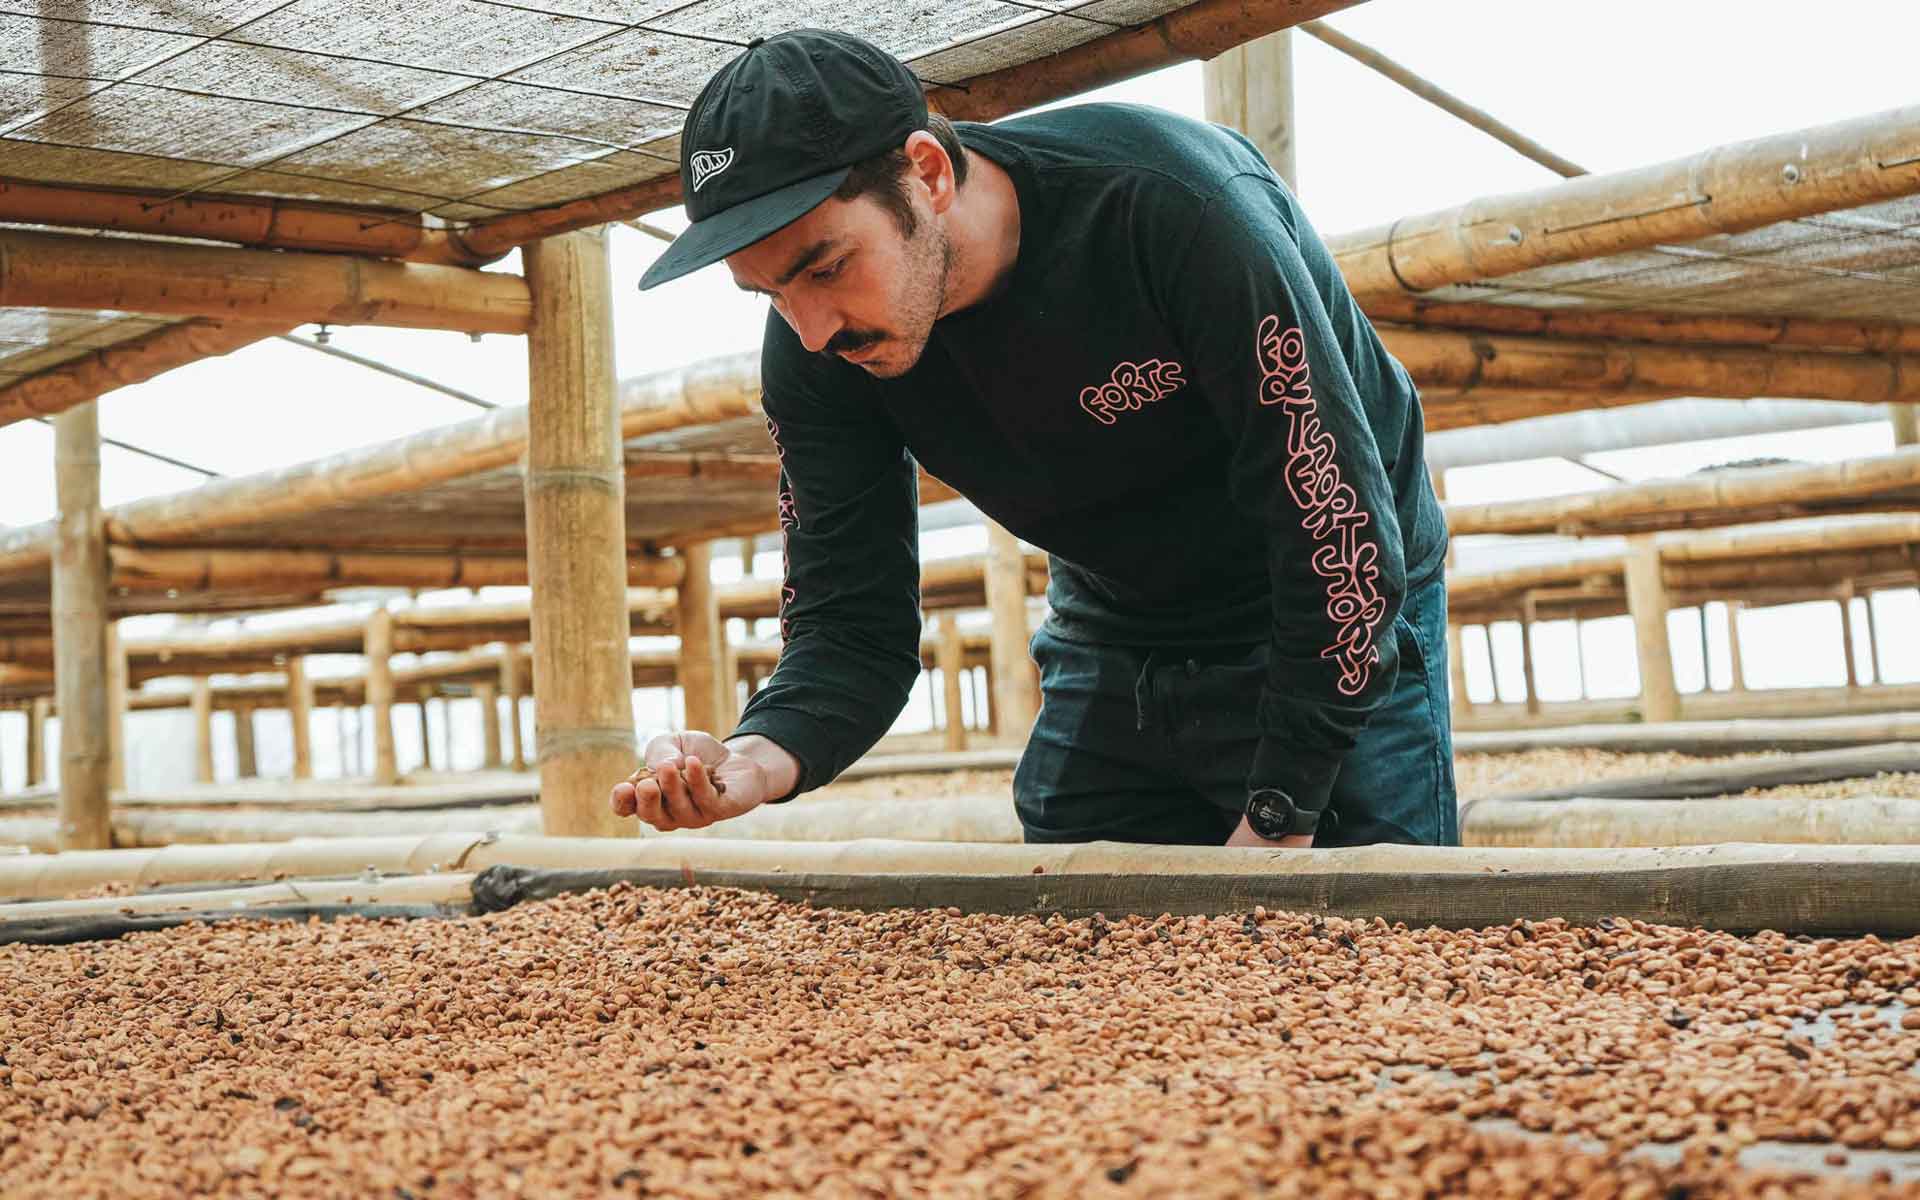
689, 147, 735, 192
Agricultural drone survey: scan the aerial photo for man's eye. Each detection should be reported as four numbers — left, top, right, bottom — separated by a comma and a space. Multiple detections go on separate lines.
811, 259, 846, 283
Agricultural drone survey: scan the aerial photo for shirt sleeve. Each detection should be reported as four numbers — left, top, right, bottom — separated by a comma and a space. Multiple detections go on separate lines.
728, 316, 925, 801
1159, 171, 1410, 817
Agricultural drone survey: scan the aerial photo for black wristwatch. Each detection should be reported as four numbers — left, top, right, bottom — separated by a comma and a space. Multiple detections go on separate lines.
1245, 786, 1322, 839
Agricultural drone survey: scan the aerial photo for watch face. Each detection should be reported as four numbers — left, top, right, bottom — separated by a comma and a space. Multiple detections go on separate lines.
1248, 789, 1294, 838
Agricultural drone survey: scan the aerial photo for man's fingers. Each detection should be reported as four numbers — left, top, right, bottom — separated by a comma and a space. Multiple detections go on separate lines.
683, 757, 719, 825
634, 779, 671, 830
610, 780, 636, 817
657, 759, 701, 826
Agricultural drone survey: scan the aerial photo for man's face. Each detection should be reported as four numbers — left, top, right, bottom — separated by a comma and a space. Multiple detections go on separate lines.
726, 186, 951, 379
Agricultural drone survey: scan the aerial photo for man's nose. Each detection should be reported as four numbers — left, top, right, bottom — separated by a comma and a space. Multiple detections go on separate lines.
784, 298, 843, 355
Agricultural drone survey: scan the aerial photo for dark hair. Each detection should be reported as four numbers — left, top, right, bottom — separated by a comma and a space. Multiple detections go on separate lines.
832, 113, 968, 238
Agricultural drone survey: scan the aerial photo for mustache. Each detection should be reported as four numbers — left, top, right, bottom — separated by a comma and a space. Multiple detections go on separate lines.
826, 328, 885, 355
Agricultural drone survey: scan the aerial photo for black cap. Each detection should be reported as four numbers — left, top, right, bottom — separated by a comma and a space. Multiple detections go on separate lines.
637, 30, 928, 290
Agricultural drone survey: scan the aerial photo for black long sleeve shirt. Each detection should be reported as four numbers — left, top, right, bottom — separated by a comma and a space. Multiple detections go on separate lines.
731, 102, 1449, 814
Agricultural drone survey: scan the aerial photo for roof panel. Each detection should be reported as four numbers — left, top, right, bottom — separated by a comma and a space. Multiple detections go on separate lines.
648, 0, 1033, 62
236, 0, 615, 75
447, 145, 673, 215
0, 136, 230, 190
137, 41, 469, 112
0, 12, 201, 79
506, 27, 732, 105
410, 80, 682, 149
0, 70, 104, 130
267, 117, 615, 202
9, 83, 376, 167
50, 0, 293, 36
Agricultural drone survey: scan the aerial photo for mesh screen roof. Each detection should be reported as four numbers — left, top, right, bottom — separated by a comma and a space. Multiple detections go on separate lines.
2, 0, 1191, 220
0, 306, 183, 388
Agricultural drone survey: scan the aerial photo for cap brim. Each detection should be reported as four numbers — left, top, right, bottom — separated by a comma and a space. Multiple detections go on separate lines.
637, 165, 852, 291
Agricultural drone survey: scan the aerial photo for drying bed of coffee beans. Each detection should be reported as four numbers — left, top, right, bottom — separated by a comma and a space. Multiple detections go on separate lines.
4, 884, 1919, 1197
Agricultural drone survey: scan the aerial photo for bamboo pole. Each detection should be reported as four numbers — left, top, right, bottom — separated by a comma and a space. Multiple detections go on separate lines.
1727, 602, 1748, 692
1896, 405, 1920, 447
1624, 536, 1680, 722
1570, 619, 1587, 700
523, 228, 635, 839
1204, 29, 1297, 188
1447, 447, 1920, 538
1381, 327, 1920, 406
1518, 595, 1540, 716
985, 522, 1041, 740
0, 179, 459, 261
450, 0, 1362, 257
26, 698, 48, 787
0, 229, 529, 333
675, 542, 725, 735
104, 622, 127, 794
1697, 606, 1713, 691
191, 680, 214, 784
1365, 296, 1920, 356
477, 682, 503, 769
1334, 104, 1920, 304
501, 652, 527, 772
286, 657, 314, 780
365, 608, 398, 786
233, 704, 259, 779
106, 544, 684, 592
0, 319, 286, 431
937, 612, 968, 753
336, 704, 354, 777
415, 693, 435, 772
1839, 589, 1861, 690
1866, 591, 1887, 686
52, 403, 111, 849
1299, 21, 1586, 178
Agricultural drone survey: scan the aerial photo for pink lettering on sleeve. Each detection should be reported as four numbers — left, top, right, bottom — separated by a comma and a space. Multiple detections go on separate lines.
1254, 314, 1385, 697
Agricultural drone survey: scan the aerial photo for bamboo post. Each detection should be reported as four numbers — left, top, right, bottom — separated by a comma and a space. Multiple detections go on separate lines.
719, 632, 741, 733
523, 227, 635, 839
675, 541, 726, 735
1838, 587, 1861, 691
105, 621, 127, 793
52, 402, 111, 848
937, 612, 968, 752
191, 679, 214, 784
738, 537, 756, 578
1518, 594, 1540, 716
1728, 602, 1748, 692
1480, 628, 1500, 704
1203, 29, 1296, 189
477, 681, 503, 768
501, 651, 527, 771
1624, 536, 1680, 722
415, 691, 435, 772
26, 697, 47, 786
1894, 405, 1920, 447
1570, 618, 1588, 700
1865, 591, 1886, 686
365, 608, 398, 785
285, 657, 314, 780
233, 704, 258, 779
985, 522, 1041, 740
1698, 606, 1714, 692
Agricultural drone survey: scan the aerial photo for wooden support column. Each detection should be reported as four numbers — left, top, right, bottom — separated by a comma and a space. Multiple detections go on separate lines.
719, 631, 741, 733
1698, 606, 1714, 692
1624, 535, 1680, 722
415, 691, 435, 771
1727, 601, 1748, 692
1481, 626, 1501, 704
477, 681, 503, 768
1838, 587, 1861, 690
523, 227, 635, 838
985, 522, 1040, 740
233, 704, 258, 779
285, 657, 314, 779
1894, 405, 1920, 447
365, 607, 398, 785
191, 679, 214, 784
675, 541, 726, 734
1432, 470, 1469, 717
105, 621, 127, 793
1865, 590, 1886, 686
937, 612, 968, 752
501, 651, 527, 771
26, 697, 48, 786
53, 402, 111, 847
1570, 618, 1588, 700
1203, 29, 1297, 188
1518, 594, 1540, 717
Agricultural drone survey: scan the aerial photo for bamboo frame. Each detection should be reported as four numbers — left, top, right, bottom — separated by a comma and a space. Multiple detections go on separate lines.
106, 545, 685, 592
0, 229, 529, 334
1623, 536, 1679, 722
105, 622, 127, 794
190, 680, 214, 785
26, 698, 48, 787
675, 542, 725, 735
365, 608, 398, 786
286, 657, 314, 780
0, 319, 288, 431
1203, 28, 1296, 189
233, 704, 259, 779
937, 612, 967, 753
476, 682, 503, 769
52, 403, 112, 849
1334, 103, 1920, 303
1447, 447, 1920, 537
985, 522, 1040, 740
1365, 296, 1920, 356
501, 651, 527, 772
523, 229, 635, 839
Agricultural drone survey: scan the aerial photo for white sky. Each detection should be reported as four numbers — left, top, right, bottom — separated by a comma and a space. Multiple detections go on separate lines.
5, 0, 1920, 788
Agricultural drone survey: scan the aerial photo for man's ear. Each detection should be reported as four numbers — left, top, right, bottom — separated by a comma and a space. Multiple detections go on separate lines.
902, 129, 956, 215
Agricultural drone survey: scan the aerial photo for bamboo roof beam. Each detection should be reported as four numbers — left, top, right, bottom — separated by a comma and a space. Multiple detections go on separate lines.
1380, 327, 1920, 405
0, 319, 287, 431
1447, 447, 1920, 537
106, 546, 684, 592
1333, 104, 1920, 304
1366, 297, 1920, 356
0, 229, 530, 334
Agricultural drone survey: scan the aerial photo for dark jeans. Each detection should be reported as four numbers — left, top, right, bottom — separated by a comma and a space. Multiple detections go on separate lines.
1013, 573, 1458, 847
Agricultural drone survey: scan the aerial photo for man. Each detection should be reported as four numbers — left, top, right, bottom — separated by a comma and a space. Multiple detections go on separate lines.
609, 29, 1456, 849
